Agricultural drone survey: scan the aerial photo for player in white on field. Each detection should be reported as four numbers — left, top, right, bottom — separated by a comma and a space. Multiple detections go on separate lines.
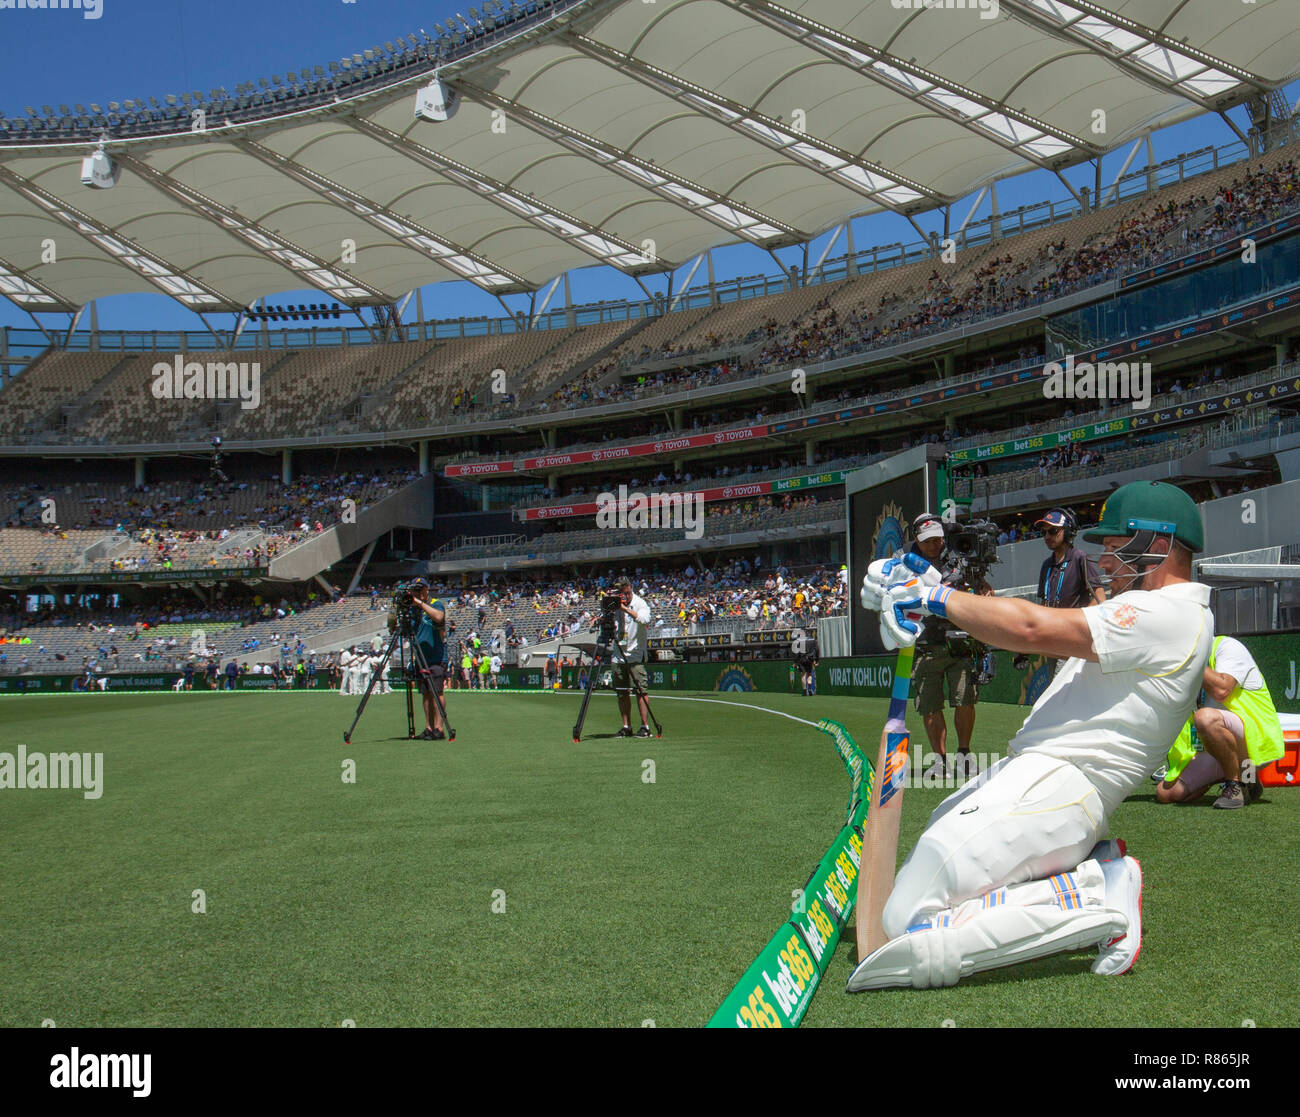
849, 481, 1212, 990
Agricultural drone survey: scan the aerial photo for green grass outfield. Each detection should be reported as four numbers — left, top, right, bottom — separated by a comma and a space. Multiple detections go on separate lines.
2, 688, 1295, 1028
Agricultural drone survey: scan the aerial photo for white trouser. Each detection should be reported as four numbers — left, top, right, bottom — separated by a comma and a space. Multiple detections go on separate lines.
884, 752, 1106, 940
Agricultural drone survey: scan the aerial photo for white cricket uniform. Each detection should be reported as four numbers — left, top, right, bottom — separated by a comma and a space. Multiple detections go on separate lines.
349, 655, 369, 695
377, 656, 392, 694
883, 581, 1213, 940
338, 652, 353, 695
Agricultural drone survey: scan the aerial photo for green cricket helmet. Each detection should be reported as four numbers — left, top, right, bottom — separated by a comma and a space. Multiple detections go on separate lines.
1083, 481, 1204, 553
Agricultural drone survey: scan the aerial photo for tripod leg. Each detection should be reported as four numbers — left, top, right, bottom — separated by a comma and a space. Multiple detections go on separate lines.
343, 631, 400, 743
402, 637, 417, 738
571, 645, 605, 743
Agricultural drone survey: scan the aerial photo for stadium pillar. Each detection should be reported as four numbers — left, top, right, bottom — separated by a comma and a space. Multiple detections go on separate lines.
134, 457, 146, 487
806, 441, 816, 466
943, 353, 955, 378
419, 440, 429, 475
845, 221, 857, 277
282, 449, 293, 485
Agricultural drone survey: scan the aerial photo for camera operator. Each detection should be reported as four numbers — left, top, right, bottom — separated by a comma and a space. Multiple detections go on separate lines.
907, 513, 993, 776
1017, 508, 1106, 681
596, 579, 652, 738
408, 579, 451, 741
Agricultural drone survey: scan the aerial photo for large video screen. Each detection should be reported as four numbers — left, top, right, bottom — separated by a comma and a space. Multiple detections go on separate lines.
848, 470, 926, 656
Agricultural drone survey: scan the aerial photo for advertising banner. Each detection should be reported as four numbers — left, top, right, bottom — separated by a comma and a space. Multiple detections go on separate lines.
708, 718, 867, 1028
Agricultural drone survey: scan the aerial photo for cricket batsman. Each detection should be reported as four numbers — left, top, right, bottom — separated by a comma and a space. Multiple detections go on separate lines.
849, 481, 1212, 990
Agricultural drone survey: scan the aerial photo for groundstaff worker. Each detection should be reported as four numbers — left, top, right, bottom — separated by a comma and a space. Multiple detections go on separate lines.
1157, 635, 1283, 809
409, 579, 450, 741
851, 481, 1210, 991
907, 512, 993, 777
603, 579, 652, 738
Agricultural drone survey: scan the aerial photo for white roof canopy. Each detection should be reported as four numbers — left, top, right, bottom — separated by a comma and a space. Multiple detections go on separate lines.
1, 0, 1295, 313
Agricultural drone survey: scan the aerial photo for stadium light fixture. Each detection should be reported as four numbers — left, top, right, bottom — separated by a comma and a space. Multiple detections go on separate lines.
80, 141, 120, 190
414, 74, 460, 122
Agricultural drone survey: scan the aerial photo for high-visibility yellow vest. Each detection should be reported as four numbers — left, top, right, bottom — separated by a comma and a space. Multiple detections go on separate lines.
1165, 636, 1285, 781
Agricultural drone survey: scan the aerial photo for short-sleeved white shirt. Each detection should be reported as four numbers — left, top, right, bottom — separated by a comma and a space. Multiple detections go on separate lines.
1008, 581, 1213, 817
1204, 636, 1262, 709
611, 593, 651, 660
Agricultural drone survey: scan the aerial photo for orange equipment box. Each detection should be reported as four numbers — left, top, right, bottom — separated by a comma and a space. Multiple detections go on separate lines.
1260, 714, 1300, 787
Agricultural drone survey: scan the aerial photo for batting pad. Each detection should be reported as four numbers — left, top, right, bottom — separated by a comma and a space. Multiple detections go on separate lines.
847, 860, 1124, 991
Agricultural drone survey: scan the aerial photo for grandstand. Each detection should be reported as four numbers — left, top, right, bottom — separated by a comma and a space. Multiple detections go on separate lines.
0, 0, 1298, 686
5, 133, 1300, 673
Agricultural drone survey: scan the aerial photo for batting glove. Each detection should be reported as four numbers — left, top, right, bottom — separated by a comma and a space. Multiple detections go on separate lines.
860, 553, 942, 613
880, 580, 956, 650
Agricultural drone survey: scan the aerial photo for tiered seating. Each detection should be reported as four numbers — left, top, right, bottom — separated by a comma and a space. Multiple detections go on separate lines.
0, 351, 126, 440
229, 347, 376, 438
2, 149, 1295, 446
0, 528, 108, 573
74, 350, 280, 444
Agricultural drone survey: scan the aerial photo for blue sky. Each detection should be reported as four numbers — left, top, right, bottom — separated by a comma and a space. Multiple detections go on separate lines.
0, 0, 1295, 333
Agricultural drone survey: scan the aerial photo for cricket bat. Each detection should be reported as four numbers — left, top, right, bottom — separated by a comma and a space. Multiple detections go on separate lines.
855, 641, 917, 960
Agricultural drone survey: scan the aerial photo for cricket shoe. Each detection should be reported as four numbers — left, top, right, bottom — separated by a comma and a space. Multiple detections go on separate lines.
616, 726, 634, 738
848, 901, 1125, 991
634, 725, 652, 738
1091, 855, 1143, 976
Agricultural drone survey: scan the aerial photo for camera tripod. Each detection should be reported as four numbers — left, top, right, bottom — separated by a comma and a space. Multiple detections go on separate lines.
342, 623, 455, 744
571, 625, 661, 744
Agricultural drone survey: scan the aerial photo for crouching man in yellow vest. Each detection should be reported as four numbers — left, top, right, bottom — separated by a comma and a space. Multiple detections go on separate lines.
1156, 635, 1284, 809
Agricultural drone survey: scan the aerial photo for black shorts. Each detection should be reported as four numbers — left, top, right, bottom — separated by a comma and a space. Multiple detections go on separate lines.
418, 663, 446, 696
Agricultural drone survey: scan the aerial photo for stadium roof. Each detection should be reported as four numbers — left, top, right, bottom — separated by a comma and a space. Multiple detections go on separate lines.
1, 0, 1298, 315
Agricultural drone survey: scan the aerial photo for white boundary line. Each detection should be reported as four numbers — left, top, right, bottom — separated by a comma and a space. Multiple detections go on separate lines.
645, 693, 822, 730
0, 688, 825, 732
